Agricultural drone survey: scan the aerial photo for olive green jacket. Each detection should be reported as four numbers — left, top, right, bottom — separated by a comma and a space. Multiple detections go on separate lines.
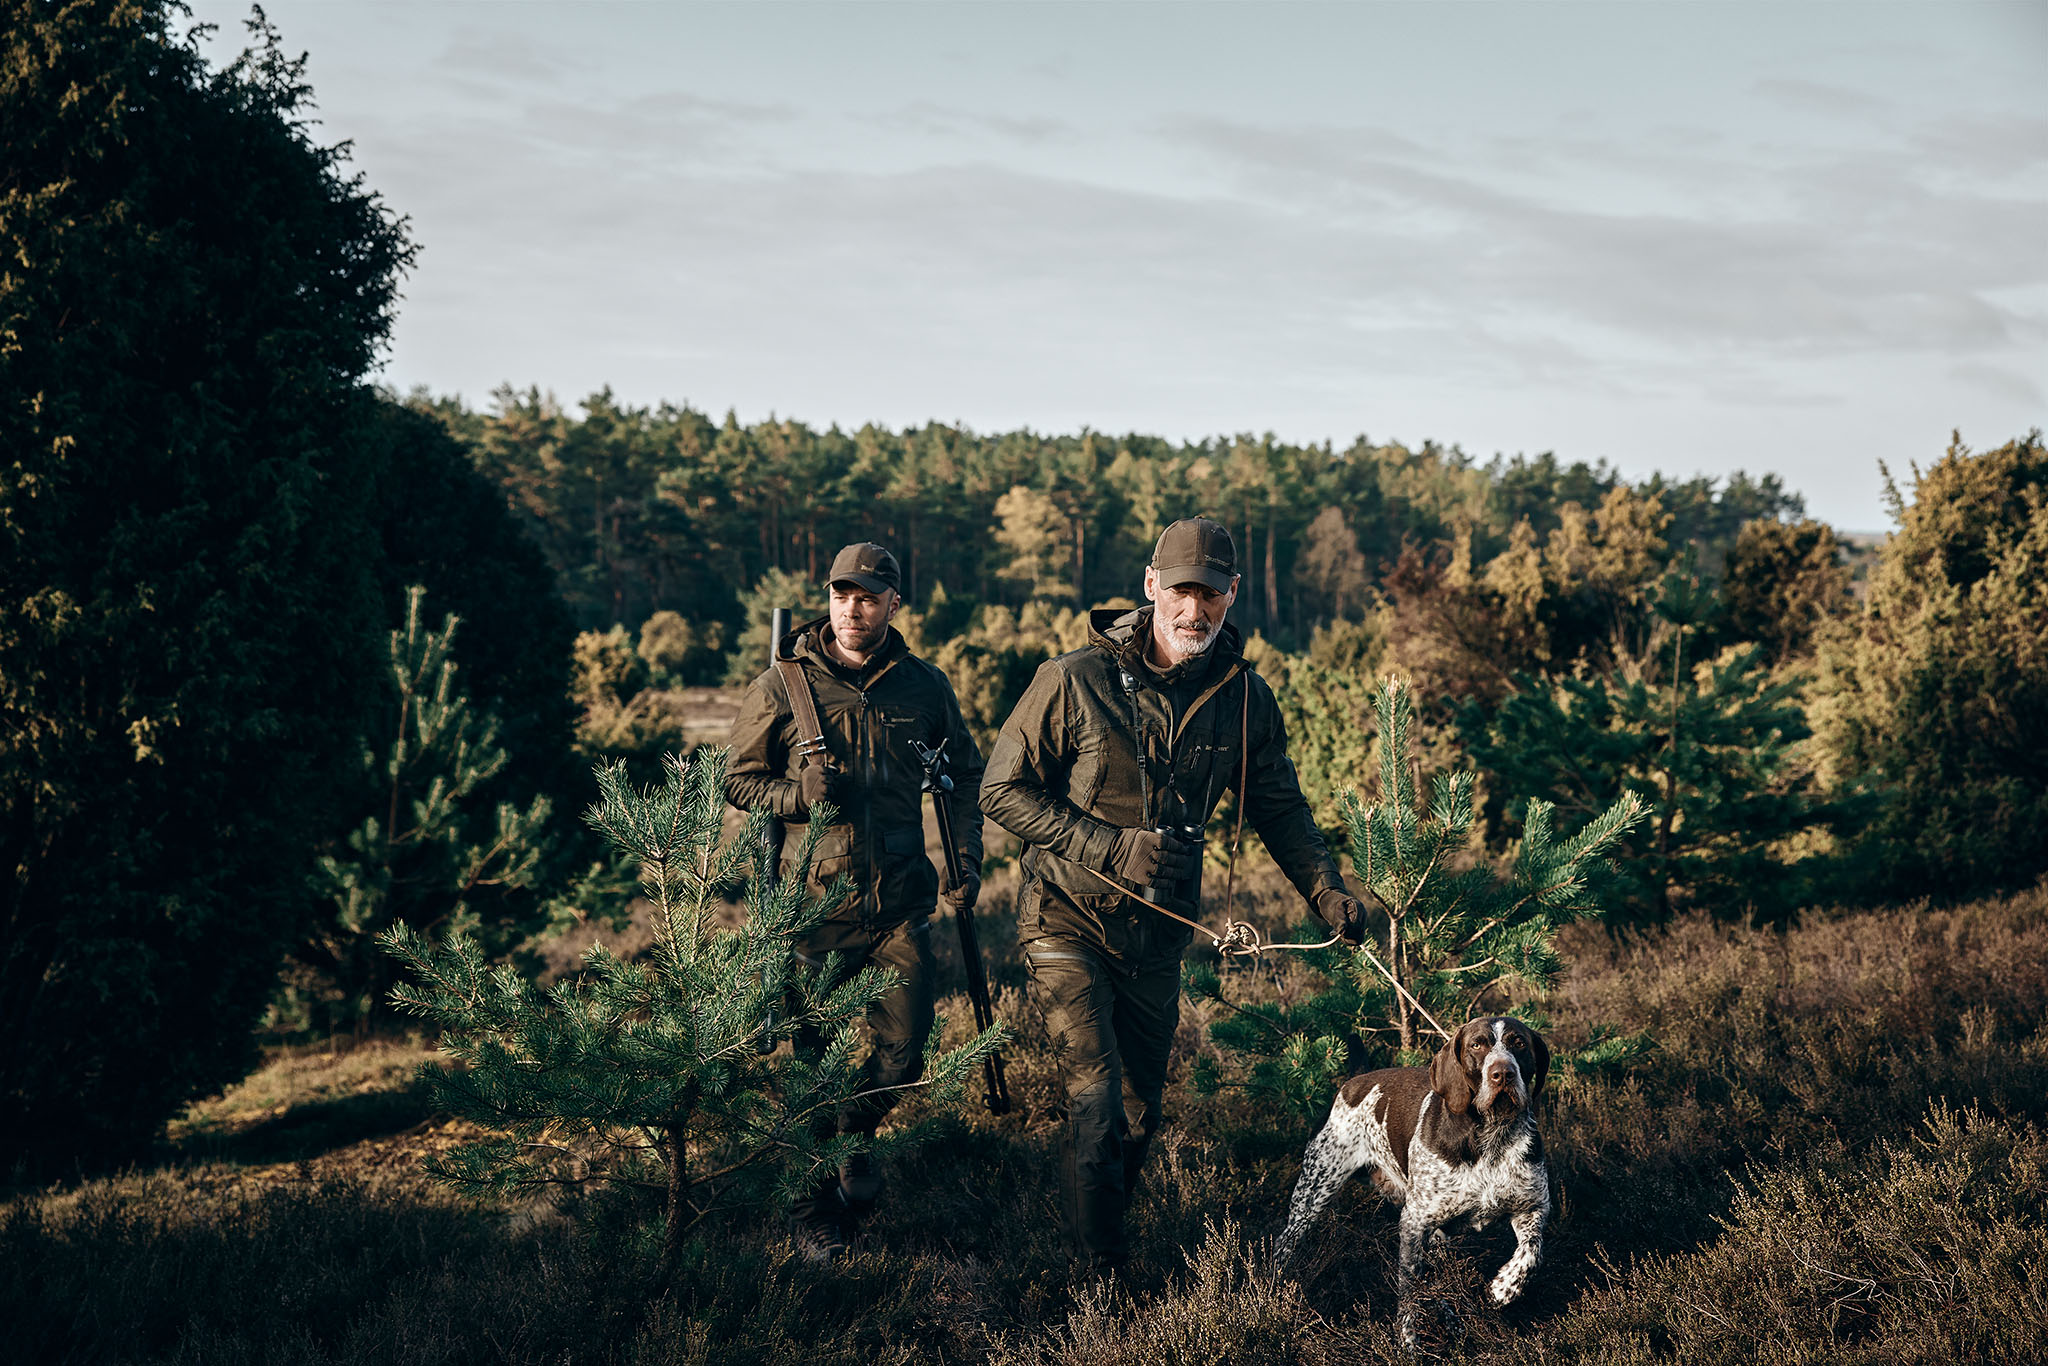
725, 617, 983, 930
980, 605, 1346, 963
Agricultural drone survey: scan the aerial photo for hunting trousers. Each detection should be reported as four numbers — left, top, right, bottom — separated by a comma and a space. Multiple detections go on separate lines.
788, 914, 936, 1225
1025, 927, 1182, 1264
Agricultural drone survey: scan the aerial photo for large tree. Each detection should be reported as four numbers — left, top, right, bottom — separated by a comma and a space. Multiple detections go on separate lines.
0, 2, 413, 1167
1820, 433, 2048, 899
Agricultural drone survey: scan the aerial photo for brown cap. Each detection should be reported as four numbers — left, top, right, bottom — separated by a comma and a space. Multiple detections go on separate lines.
1151, 518, 1237, 593
826, 542, 901, 595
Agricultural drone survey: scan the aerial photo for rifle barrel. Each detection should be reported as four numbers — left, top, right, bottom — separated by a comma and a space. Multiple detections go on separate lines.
757, 606, 792, 1055
919, 739, 1012, 1114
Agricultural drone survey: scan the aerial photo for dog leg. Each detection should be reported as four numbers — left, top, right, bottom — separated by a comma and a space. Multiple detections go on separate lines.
1488, 1205, 1546, 1307
1273, 1104, 1372, 1268
1395, 1204, 1441, 1350
1396, 1202, 1439, 1304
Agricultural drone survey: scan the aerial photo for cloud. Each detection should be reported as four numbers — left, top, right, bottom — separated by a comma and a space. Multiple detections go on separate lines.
437, 29, 582, 86
1155, 114, 2048, 364
1949, 362, 2045, 407
867, 102, 1070, 144
1752, 78, 1889, 120
1909, 113, 2048, 181
320, 40, 2039, 530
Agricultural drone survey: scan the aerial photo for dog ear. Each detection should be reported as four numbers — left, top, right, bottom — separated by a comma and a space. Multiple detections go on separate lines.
1526, 1027, 1551, 1103
1431, 1029, 1474, 1116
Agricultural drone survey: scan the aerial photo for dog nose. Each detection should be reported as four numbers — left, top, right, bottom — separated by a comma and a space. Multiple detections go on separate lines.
1487, 1062, 1515, 1088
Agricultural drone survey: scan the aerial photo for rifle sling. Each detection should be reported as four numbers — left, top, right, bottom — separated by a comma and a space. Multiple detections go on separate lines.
775, 649, 903, 768
773, 658, 829, 759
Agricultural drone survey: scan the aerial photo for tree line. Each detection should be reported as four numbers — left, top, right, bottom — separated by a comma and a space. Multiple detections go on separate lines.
409, 385, 1804, 658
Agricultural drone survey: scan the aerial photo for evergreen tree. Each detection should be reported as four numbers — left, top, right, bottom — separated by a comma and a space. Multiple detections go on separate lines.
383, 748, 1005, 1261
1461, 556, 1840, 925
637, 609, 728, 687
721, 567, 825, 685
291, 588, 561, 1032
993, 483, 1079, 603
569, 622, 700, 777
0, 1, 412, 1167
1720, 517, 1852, 666
1819, 432, 2048, 899
1191, 678, 1647, 1116
365, 397, 581, 815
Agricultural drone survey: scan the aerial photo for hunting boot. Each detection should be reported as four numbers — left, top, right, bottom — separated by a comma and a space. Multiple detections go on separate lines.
838, 1150, 885, 1220
790, 1176, 849, 1265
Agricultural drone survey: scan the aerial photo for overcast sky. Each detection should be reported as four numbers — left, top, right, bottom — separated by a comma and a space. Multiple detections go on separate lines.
189, 1, 2046, 530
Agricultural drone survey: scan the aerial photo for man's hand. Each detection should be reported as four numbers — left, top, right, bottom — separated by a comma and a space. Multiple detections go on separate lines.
943, 869, 982, 914
1314, 887, 1368, 945
1109, 827, 1198, 889
798, 759, 848, 816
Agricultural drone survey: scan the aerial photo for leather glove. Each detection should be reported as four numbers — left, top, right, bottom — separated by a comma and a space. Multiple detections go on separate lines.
943, 869, 981, 913
797, 759, 848, 816
1109, 827, 1198, 889
1315, 887, 1368, 945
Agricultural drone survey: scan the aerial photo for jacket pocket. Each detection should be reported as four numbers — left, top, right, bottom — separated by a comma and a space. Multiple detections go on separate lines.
1016, 877, 1045, 938
878, 826, 939, 910
1068, 717, 1115, 812
791, 825, 855, 891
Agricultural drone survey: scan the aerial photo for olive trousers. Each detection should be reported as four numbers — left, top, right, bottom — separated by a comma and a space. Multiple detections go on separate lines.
1024, 924, 1183, 1264
789, 914, 936, 1224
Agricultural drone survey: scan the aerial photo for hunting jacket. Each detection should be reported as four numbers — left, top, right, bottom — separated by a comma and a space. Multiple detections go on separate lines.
725, 616, 984, 931
980, 605, 1346, 965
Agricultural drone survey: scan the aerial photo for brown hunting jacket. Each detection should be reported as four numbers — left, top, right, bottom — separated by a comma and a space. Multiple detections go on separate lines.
725, 617, 984, 931
980, 605, 1346, 964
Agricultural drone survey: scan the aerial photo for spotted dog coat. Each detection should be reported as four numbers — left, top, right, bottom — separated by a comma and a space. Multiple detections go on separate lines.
1275, 1018, 1552, 1323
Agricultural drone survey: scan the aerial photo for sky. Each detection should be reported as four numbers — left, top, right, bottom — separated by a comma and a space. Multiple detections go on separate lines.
188, 1, 2048, 530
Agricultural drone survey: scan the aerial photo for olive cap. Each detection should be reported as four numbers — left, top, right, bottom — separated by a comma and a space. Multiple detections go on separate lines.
826, 542, 901, 595
1150, 518, 1237, 592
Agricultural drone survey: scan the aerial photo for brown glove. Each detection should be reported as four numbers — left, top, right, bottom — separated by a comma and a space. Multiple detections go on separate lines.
942, 869, 981, 914
797, 759, 848, 817
1314, 886, 1368, 945
1109, 827, 1198, 888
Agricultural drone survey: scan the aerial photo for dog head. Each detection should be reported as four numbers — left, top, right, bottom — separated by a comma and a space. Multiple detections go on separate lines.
1430, 1017, 1550, 1119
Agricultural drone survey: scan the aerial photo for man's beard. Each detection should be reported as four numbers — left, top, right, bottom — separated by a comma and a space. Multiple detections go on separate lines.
1162, 617, 1219, 660
835, 618, 889, 654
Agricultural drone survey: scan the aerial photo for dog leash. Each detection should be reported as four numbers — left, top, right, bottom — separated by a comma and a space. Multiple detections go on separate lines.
1080, 863, 1453, 1042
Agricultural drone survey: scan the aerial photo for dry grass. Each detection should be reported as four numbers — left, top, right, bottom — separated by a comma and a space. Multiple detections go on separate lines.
8, 880, 2048, 1363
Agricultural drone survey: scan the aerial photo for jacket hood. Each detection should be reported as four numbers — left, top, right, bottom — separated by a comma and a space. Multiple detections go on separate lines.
1088, 604, 1243, 679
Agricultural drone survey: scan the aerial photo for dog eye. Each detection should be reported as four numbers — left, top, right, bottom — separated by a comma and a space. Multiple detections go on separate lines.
1508, 1037, 1525, 1051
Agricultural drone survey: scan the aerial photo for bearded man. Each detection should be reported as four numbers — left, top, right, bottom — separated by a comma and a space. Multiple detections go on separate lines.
980, 516, 1365, 1268
725, 541, 984, 1262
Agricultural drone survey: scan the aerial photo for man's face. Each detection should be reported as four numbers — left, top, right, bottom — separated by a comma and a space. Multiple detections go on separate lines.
829, 583, 898, 655
1145, 567, 1236, 661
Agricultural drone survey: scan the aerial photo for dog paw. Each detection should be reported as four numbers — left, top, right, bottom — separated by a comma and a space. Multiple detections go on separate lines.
1488, 1276, 1521, 1307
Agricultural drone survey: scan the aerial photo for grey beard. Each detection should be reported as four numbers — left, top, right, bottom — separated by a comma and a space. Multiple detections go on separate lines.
1162, 622, 1219, 660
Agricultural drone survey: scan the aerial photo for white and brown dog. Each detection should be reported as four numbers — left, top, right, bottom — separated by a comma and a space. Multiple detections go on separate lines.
1274, 1017, 1552, 1330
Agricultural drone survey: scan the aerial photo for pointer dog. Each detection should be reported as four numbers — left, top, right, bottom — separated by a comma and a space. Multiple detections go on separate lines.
1274, 1018, 1551, 1331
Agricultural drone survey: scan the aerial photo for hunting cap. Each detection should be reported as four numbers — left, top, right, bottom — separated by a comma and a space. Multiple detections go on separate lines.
826, 542, 902, 595
1151, 518, 1237, 593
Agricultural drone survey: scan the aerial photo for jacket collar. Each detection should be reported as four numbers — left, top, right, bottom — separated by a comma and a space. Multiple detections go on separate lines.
1088, 603, 1243, 685
783, 613, 908, 682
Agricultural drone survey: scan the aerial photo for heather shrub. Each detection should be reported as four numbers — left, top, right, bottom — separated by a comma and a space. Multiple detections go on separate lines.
8, 880, 2048, 1364
1539, 1104, 2048, 1365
